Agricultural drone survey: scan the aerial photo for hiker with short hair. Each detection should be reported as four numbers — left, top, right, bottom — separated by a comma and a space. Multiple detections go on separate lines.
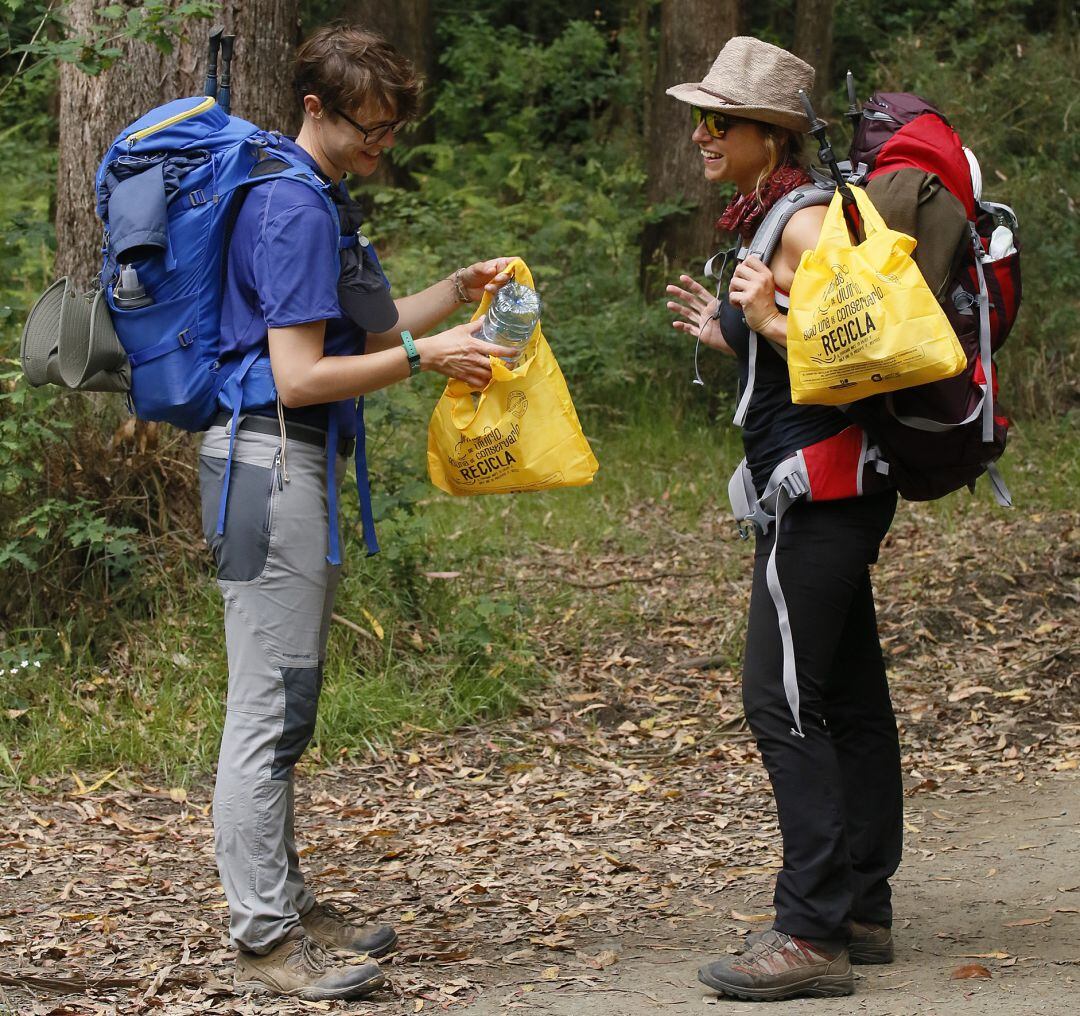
665, 37, 901, 1002
200, 24, 514, 1001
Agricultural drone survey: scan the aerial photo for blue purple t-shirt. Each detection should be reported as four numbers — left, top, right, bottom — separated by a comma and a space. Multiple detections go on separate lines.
220, 138, 365, 434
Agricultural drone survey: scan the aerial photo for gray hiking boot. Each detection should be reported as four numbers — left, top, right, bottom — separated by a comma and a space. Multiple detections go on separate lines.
846, 920, 894, 964
745, 919, 895, 965
300, 901, 398, 957
234, 927, 384, 1001
699, 929, 854, 1001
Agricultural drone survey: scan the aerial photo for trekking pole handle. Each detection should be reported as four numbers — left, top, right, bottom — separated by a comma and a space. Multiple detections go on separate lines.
218, 35, 236, 115
798, 89, 859, 228
845, 71, 861, 127
798, 89, 823, 132
797, 88, 836, 171
204, 25, 223, 99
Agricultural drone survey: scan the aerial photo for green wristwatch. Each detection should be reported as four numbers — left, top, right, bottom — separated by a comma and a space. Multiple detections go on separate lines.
401, 329, 421, 376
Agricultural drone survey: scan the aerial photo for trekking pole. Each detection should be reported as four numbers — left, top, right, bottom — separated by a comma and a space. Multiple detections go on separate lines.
204, 25, 223, 100
845, 71, 861, 128
798, 88, 860, 237
218, 35, 236, 115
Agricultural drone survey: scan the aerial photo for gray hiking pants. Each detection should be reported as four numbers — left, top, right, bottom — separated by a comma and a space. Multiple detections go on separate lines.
199, 419, 347, 953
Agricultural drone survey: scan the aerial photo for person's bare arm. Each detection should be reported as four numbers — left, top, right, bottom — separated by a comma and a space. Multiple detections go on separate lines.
728, 205, 826, 348
365, 257, 517, 352
268, 318, 509, 406
774, 204, 827, 291
363, 284, 459, 352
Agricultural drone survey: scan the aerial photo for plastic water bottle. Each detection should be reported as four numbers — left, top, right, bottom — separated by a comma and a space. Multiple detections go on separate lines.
481, 280, 541, 366
113, 265, 154, 310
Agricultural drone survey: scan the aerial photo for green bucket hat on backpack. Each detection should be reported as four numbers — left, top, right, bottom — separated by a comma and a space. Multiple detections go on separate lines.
21, 278, 131, 393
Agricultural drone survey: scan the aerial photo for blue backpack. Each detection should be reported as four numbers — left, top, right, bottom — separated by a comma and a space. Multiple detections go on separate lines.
96, 95, 378, 561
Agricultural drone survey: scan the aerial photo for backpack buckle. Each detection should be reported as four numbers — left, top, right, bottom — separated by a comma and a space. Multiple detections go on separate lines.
952, 288, 978, 313
178, 329, 193, 348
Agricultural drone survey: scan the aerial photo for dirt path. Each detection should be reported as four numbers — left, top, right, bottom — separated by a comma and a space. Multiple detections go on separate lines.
1, 505, 1077, 1015
458, 776, 1080, 1015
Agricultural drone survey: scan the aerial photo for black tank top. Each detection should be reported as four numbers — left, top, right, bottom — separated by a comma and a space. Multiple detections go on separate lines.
719, 296, 847, 494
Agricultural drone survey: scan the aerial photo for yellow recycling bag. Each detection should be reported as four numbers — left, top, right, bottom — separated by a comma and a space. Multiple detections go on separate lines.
427, 259, 599, 496
785, 185, 966, 405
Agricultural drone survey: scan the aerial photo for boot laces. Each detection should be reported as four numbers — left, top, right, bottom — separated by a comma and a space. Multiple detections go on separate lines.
287, 933, 332, 974
739, 930, 807, 969
315, 901, 353, 924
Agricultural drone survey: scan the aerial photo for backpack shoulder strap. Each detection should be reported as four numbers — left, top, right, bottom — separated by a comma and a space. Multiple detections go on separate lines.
244, 151, 339, 216
743, 181, 835, 266
220, 151, 343, 289
730, 182, 835, 385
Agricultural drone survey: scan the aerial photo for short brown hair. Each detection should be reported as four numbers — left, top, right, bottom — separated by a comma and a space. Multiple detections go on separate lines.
293, 24, 421, 122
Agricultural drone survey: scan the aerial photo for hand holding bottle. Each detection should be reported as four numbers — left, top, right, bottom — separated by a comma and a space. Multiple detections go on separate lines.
418, 319, 514, 389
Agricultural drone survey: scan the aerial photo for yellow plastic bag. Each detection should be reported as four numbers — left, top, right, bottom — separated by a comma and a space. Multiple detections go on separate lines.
785, 185, 966, 405
427, 259, 599, 496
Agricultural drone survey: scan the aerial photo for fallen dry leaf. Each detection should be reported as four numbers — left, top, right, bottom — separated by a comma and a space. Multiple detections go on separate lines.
951, 963, 992, 980
731, 911, 772, 922
361, 606, 385, 639
577, 949, 619, 970
0, 504, 1075, 1015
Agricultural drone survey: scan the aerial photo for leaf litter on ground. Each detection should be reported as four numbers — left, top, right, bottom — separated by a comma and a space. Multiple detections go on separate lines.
0, 502, 1076, 1012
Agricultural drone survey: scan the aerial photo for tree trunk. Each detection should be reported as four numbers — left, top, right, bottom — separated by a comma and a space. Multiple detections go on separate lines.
344, 0, 435, 187
793, 0, 835, 116
639, 0, 741, 294
218, 2, 303, 133
55, 1, 300, 287
346, 0, 433, 87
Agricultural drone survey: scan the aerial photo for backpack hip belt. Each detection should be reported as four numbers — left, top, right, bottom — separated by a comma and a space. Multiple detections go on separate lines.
726, 424, 892, 738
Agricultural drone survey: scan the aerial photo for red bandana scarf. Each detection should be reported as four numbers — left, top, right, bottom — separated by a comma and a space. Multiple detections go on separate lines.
716, 164, 813, 243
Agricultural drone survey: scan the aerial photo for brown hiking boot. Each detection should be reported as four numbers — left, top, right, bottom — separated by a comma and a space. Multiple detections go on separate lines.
234, 927, 384, 1001
699, 930, 854, 1001
847, 920, 894, 964
300, 901, 398, 957
745, 919, 895, 965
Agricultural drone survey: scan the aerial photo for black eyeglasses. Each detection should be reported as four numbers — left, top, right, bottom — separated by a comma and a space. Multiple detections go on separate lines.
333, 107, 406, 144
691, 106, 738, 139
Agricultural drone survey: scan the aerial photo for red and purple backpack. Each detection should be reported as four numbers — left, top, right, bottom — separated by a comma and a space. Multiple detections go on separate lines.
841, 92, 1021, 505
723, 90, 1021, 516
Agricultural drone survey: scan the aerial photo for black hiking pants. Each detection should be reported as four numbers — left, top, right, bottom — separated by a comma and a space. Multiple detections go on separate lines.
742, 489, 902, 942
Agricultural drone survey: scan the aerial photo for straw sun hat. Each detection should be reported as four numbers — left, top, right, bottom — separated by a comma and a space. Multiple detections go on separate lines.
666, 36, 815, 133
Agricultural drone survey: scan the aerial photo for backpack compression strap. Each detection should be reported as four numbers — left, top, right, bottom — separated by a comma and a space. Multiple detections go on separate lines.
727, 455, 810, 738
322, 400, 381, 565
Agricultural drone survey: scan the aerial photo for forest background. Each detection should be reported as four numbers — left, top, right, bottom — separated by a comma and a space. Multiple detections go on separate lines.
0, 0, 1076, 782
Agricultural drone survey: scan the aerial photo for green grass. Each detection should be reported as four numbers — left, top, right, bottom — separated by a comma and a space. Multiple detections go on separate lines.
1, 390, 1076, 787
